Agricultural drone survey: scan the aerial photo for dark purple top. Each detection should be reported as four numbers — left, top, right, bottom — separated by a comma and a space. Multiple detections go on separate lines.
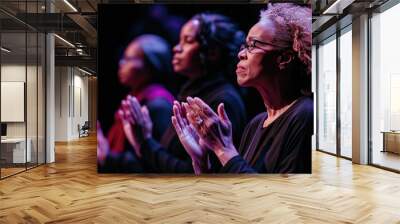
221, 96, 313, 173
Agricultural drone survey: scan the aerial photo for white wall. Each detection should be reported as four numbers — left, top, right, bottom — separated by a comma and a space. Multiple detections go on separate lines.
55, 66, 69, 141
55, 66, 89, 141
73, 72, 89, 138
1, 65, 38, 138
88, 77, 97, 132
1, 63, 45, 163
1, 65, 26, 134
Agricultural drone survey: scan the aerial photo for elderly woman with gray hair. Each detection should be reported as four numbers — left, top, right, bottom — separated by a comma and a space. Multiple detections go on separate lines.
172, 3, 313, 173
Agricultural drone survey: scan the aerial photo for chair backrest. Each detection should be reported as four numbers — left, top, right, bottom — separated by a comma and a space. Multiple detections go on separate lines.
82, 121, 90, 129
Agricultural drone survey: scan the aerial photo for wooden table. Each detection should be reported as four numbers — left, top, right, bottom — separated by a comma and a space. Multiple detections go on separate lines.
381, 131, 400, 154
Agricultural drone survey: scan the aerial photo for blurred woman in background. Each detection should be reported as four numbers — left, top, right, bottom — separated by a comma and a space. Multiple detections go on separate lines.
98, 34, 174, 172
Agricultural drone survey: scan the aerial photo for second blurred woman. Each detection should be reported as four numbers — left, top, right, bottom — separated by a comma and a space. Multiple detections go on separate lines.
99, 34, 174, 172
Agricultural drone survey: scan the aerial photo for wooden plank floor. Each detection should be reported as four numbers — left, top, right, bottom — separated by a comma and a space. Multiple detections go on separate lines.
1, 167, 26, 178
1, 135, 400, 224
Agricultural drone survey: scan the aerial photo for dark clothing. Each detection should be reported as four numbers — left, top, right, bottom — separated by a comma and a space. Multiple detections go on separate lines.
98, 151, 144, 173
220, 96, 313, 174
141, 75, 247, 173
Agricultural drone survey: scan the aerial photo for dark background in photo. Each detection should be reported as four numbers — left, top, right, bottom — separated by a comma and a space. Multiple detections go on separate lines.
97, 4, 266, 134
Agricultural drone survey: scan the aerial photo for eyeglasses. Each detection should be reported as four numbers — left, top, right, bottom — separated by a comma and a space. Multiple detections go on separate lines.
239, 39, 288, 54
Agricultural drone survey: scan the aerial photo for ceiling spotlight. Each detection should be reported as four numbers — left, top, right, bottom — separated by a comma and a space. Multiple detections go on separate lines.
54, 34, 75, 48
78, 67, 92, 76
63, 0, 78, 12
322, 0, 355, 15
1, 47, 11, 53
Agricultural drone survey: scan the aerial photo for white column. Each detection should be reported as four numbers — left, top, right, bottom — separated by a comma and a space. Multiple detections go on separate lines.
46, 33, 55, 163
46, 0, 55, 163
352, 14, 369, 164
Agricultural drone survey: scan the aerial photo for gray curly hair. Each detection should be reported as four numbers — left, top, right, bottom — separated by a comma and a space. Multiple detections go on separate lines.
260, 3, 312, 77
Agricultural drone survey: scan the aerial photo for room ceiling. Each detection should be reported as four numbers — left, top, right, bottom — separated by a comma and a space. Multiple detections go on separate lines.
312, 0, 390, 44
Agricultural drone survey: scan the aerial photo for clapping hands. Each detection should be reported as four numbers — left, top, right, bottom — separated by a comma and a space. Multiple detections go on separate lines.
171, 101, 210, 174
119, 95, 153, 158
97, 121, 110, 165
117, 94, 239, 172
172, 97, 239, 169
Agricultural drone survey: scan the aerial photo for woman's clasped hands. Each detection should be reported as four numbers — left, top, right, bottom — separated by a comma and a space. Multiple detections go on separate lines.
118, 95, 153, 158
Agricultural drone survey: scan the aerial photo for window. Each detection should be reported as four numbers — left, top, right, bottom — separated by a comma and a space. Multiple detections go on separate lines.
317, 35, 337, 154
370, 3, 400, 171
339, 27, 352, 158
